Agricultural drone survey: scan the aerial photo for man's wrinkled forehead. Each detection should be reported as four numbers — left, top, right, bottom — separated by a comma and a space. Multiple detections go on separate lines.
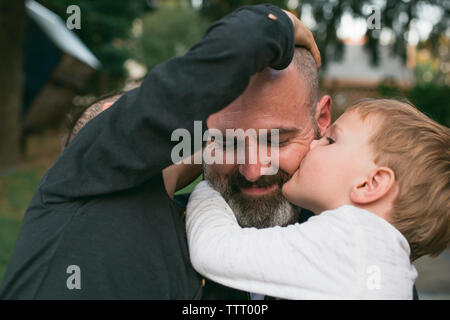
208, 65, 310, 131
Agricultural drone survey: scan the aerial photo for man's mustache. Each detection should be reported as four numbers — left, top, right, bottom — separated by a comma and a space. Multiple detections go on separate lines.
228, 169, 291, 190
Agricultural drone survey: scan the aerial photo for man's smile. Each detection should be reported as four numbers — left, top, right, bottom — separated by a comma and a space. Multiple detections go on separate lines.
239, 184, 278, 195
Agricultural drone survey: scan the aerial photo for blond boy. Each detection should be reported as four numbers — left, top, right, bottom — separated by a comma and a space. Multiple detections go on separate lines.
186, 98, 450, 299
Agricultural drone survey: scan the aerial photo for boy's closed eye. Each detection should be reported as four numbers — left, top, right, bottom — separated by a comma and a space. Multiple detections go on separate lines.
315, 134, 335, 146
319, 124, 341, 146
319, 124, 338, 146
326, 137, 335, 144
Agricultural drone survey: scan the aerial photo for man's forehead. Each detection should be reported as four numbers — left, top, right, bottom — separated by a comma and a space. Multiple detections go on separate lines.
209, 97, 310, 132
212, 108, 299, 128
210, 65, 310, 128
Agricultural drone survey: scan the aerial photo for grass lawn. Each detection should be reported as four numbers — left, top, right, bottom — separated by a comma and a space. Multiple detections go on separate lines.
0, 217, 22, 282
0, 167, 45, 282
175, 174, 203, 195
0, 130, 62, 284
0, 165, 202, 284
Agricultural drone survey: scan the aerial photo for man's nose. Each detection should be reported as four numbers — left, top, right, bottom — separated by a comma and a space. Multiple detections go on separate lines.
238, 162, 262, 182
237, 142, 272, 182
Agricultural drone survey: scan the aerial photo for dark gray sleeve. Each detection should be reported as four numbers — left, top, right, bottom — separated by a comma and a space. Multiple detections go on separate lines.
41, 4, 294, 203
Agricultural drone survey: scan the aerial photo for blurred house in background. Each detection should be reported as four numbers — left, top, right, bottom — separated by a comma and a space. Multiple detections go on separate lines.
22, 0, 100, 150
321, 38, 415, 118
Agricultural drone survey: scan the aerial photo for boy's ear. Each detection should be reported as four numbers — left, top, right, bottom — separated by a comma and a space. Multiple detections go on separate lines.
350, 167, 396, 204
315, 95, 332, 137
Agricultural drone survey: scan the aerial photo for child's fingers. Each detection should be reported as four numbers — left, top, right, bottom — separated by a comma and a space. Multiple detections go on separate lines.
284, 11, 321, 69
295, 30, 321, 69
309, 39, 321, 69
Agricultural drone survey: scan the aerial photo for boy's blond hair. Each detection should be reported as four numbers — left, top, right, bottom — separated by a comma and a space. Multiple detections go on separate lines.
348, 98, 450, 261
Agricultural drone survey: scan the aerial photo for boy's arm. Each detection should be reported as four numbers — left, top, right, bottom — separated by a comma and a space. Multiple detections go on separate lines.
40, 5, 296, 203
162, 152, 202, 199
186, 181, 360, 300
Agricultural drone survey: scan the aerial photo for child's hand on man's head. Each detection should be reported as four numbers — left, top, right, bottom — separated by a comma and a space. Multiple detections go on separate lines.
281, 9, 321, 68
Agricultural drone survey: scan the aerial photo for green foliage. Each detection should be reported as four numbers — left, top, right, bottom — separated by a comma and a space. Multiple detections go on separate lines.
377, 81, 450, 127
199, 0, 449, 69
175, 174, 203, 195
408, 83, 450, 127
0, 168, 44, 283
38, 0, 150, 92
377, 80, 405, 99
0, 169, 43, 220
0, 217, 21, 282
200, 0, 286, 21
132, 4, 210, 71
36, 0, 448, 92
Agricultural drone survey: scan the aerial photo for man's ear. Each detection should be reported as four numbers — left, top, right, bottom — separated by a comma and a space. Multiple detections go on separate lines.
314, 95, 332, 136
350, 167, 396, 204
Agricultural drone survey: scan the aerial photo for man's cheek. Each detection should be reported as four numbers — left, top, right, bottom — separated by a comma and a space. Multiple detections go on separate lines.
206, 163, 236, 177
278, 146, 309, 175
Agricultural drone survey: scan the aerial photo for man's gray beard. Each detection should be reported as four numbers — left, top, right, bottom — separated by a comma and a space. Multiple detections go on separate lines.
203, 163, 299, 229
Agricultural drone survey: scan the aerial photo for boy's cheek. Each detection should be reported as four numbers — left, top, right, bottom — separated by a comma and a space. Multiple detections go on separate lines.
281, 172, 314, 208
281, 178, 299, 205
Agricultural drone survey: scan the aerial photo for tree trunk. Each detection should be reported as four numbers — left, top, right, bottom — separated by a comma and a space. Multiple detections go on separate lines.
0, 0, 25, 170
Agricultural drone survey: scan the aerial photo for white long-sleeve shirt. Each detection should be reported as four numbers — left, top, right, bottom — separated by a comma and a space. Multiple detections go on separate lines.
186, 181, 418, 300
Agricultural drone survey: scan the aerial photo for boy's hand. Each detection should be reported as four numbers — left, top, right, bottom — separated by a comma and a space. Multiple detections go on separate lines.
281, 9, 321, 69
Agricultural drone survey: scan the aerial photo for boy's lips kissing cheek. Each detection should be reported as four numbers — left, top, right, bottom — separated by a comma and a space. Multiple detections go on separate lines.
292, 159, 304, 179
281, 165, 301, 196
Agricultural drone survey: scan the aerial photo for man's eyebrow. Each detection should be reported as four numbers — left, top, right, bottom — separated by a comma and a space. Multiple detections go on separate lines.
269, 127, 301, 136
215, 127, 299, 133
215, 127, 301, 140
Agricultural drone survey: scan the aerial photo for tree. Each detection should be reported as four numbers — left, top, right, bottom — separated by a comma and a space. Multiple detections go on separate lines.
198, 0, 449, 68
0, 1, 152, 169
132, 1, 210, 71
199, 0, 285, 20
0, 0, 25, 170
38, 0, 151, 93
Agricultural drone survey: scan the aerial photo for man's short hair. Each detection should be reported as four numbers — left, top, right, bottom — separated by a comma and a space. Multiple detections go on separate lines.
291, 47, 319, 115
64, 91, 123, 147
349, 98, 450, 261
